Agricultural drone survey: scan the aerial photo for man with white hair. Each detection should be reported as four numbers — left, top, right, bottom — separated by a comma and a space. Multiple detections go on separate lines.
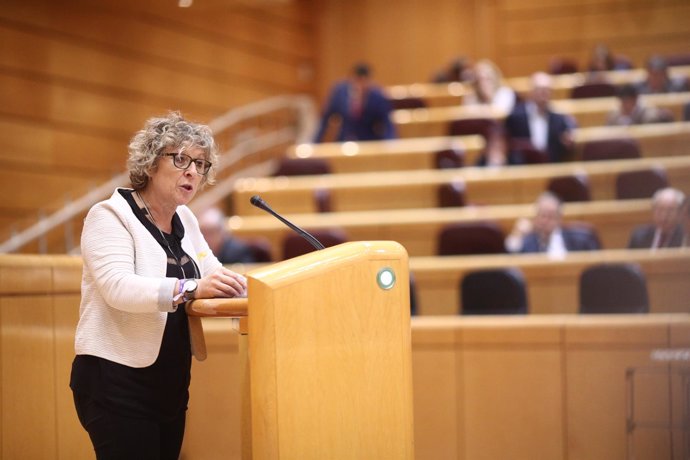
628, 187, 685, 249
505, 191, 600, 255
198, 206, 257, 264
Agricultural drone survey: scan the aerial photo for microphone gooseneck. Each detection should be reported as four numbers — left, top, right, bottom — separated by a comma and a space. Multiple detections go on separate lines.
249, 195, 325, 251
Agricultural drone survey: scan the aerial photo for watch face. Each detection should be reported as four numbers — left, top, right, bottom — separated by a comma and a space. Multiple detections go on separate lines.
184, 280, 198, 293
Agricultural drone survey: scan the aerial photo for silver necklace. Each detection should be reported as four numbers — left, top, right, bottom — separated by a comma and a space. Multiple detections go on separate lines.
136, 191, 198, 280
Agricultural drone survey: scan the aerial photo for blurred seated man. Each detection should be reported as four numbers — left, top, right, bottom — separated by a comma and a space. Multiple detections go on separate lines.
505, 72, 576, 163
607, 84, 674, 126
314, 62, 397, 143
505, 192, 601, 256
636, 55, 689, 94
198, 206, 257, 264
628, 187, 685, 249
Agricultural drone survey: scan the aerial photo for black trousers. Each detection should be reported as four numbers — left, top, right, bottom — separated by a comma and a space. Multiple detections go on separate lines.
73, 391, 186, 460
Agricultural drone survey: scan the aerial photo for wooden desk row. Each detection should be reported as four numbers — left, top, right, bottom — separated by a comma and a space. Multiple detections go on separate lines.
393, 92, 690, 137
409, 314, 690, 459
409, 248, 690, 316
192, 313, 690, 459
229, 199, 652, 259
288, 134, 485, 173
385, 65, 690, 106
228, 249, 690, 317
232, 156, 690, 216
2, 254, 688, 459
287, 122, 690, 173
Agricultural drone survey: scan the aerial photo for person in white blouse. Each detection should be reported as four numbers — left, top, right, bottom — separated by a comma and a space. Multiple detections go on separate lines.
462, 59, 517, 114
70, 111, 247, 459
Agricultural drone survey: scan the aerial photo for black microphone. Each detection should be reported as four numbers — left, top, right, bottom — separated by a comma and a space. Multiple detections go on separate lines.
250, 195, 325, 250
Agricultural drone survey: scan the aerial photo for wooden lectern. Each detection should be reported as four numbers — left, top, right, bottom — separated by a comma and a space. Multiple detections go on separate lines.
188, 241, 415, 459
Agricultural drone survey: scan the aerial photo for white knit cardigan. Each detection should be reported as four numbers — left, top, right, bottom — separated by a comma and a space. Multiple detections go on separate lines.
74, 188, 222, 367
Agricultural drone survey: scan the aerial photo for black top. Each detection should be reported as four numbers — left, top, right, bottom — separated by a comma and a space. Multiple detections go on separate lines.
70, 189, 195, 422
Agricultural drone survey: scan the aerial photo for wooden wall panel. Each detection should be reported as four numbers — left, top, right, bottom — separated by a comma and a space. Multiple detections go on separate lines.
1, 255, 688, 459
0, 119, 125, 174
183, 320, 243, 459
316, 0, 690, 97
498, 1, 690, 76
0, 26, 261, 114
0, 170, 107, 215
0, 0, 312, 96
0, 0, 316, 247
462, 348, 564, 459
316, 0, 478, 97
54, 294, 92, 460
411, 344, 461, 460
0, 296, 57, 460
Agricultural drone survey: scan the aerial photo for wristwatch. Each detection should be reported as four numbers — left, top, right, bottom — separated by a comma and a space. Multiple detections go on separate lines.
182, 279, 198, 302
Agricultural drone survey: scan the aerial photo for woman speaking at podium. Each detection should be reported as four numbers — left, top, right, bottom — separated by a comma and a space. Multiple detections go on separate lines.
70, 112, 247, 459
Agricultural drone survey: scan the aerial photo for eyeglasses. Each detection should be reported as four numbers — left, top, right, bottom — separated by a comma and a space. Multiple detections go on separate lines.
163, 152, 212, 175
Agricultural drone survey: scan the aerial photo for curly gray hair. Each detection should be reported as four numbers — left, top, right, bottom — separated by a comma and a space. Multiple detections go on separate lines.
127, 111, 219, 190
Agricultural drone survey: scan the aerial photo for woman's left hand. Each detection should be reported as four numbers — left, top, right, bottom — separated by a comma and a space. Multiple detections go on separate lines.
196, 267, 247, 299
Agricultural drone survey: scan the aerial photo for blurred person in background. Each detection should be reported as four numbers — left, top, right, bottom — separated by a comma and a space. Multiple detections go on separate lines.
431, 56, 472, 83
587, 43, 632, 73
198, 206, 257, 264
636, 55, 689, 94
505, 192, 600, 256
314, 62, 397, 143
462, 59, 517, 114
607, 84, 674, 126
628, 187, 685, 249
505, 72, 576, 163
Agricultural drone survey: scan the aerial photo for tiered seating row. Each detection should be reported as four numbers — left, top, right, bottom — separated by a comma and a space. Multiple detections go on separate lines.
232, 156, 690, 215
285, 122, 690, 173
385, 65, 690, 105
230, 199, 650, 259
410, 249, 690, 315
233, 69, 690, 317
393, 93, 690, 137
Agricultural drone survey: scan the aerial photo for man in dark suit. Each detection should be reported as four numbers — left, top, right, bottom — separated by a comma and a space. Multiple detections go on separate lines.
505, 192, 600, 256
504, 72, 576, 163
314, 62, 397, 143
628, 187, 685, 249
